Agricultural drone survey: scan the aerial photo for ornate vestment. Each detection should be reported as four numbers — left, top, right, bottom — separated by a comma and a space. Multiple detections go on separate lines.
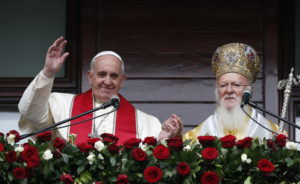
184, 108, 280, 141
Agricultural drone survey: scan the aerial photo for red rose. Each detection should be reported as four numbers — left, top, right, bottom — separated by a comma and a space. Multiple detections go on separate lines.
143, 136, 157, 146
6, 130, 21, 143
0, 143, 4, 152
267, 139, 274, 148
201, 147, 218, 161
26, 155, 40, 169
94, 182, 102, 184
77, 142, 93, 153
36, 131, 52, 142
166, 137, 183, 151
197, 136, 216, 147
108, 144, 120, 154
60, 173, 74, 184
21, 145, 39, 161
143, 166, 163, 183
123, 138, 141, 149
101, 133, 119, 144
116, 174, 129, 184
201, 171, 220, 184
132, 148, 147, 162
177, 162, 190, 176
25, 168, 34, 179
53, 137, 66, 151
153, 144, 170, 160
22, 143, 30, 147
258, 159, 275, 176
236, 137, 253, 149
12, 167, 26, 180
220, 135, 236, 148
5, 150, 17, 163
266, 139, 277, 151
0, 132, 4, 137
53, 150, 62, 158
275, 134, 287, 147
87, 137, 101, 147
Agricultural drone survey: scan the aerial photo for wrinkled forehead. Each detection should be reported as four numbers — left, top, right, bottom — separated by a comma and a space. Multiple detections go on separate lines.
92, 55, 123, 72
217, 72, 249, 84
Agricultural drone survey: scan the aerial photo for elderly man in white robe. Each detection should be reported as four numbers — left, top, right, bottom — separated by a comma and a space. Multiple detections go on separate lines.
184, 43, 282, 141
18, 37, 182, 144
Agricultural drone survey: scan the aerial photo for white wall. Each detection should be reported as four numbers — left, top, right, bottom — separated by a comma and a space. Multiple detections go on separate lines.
0, 111, 28, 143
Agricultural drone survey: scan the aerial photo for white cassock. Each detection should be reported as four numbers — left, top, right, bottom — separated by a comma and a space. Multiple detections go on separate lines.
184, 108, 281, 141
18, 71, 162, 141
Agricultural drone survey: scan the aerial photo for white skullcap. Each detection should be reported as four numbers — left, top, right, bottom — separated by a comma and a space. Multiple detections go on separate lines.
91, 51, 123, 63
90, 51, 125, 74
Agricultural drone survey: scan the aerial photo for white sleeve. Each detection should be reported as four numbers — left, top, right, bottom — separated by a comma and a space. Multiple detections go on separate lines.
18, 71, 54, 132
136, 109, 162, 140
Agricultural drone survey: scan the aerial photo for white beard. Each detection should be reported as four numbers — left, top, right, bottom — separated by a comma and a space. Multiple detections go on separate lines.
216, 99, 249, 132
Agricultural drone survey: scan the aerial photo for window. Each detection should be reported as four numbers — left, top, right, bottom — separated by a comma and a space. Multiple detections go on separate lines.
0, 0, 66, 77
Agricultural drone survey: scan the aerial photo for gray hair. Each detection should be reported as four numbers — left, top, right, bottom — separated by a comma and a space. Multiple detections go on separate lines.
90, 51, 125, 74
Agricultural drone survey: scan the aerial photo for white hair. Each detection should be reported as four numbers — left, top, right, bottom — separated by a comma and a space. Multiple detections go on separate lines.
214, 83, 252, 131
216, 101, 250, 131
90, 51, 125, 74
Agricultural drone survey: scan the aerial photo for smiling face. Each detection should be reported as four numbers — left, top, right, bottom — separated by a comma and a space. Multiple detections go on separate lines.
217, 73, 249, 110
87, 55, 126, 103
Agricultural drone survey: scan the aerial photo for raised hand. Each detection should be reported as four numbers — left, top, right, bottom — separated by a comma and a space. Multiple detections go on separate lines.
42, 37, 69, 78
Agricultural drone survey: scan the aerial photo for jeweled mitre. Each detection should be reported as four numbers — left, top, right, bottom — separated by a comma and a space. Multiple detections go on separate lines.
211, 43, 260, 83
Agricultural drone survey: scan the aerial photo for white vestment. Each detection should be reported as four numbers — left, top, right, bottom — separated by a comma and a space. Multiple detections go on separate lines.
18, 71, 162, 141
184, 108, 280, 141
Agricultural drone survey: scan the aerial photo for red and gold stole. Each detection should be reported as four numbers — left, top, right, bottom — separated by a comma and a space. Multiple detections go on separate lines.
69, 89, 137, 144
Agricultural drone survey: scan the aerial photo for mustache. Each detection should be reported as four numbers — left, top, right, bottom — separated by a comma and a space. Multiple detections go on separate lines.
99, 85, 114, 89
222, 94, 237, 99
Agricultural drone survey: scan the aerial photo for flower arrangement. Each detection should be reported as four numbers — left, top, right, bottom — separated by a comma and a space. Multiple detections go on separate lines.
0, 130, 300, 184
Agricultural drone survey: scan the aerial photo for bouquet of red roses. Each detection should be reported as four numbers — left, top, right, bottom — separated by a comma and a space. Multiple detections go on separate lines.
0, 130, 300, 184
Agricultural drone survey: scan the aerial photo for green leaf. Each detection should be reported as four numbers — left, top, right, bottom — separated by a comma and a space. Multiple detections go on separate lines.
75, 159, 87, 165
98, 164, 104, 170
8, 172, 13, 182
61, 153, 69, 163
237, 164, 243, 172
28, 139, 35, 145
79, 171, 92, 183
19, 179, 28, 184
77, 165, 86, 175
285, 157, 294, 167
89, 164, 96, 171
164, 169, 176, 178
38, 142, 50, 152
135, 172, 143, 178
110, 156, 116, 166
279, 181, 287, 184
244, 176, 252, 184
74, 178, 83, 184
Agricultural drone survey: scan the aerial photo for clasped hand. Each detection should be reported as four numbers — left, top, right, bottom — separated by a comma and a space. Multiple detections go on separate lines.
158, 114, 183, 141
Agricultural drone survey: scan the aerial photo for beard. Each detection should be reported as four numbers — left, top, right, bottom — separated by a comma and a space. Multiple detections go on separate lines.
215, 89, 249, 132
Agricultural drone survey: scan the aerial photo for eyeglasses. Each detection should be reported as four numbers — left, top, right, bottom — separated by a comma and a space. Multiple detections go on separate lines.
218, 83, 250, 90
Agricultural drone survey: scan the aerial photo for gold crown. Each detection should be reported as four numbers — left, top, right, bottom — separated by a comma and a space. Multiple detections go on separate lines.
211, 43, 260, 83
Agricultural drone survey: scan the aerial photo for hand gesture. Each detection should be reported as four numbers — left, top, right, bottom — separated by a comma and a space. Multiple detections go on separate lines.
42, 36, 69, 78
158, 114, 183, 141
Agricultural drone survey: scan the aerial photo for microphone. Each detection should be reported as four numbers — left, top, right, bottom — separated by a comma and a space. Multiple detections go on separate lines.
241, 104, 300, 144
241, 87, 251, 108
20, 95, 120, 140
100, 95, 120, 109
111, 95, 120, 109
